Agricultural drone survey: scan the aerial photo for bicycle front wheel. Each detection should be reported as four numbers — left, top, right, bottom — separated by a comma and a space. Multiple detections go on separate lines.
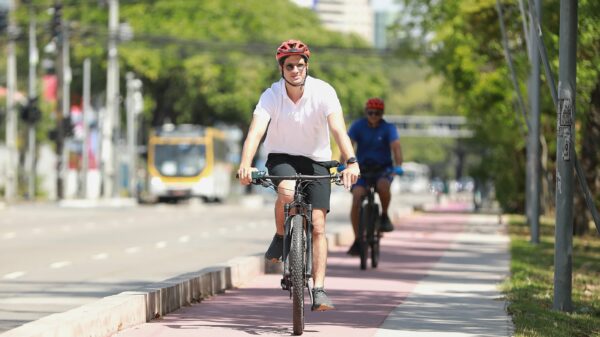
358, 205, 369, 270
371, 204, 380, 268
289, 215, 306, 335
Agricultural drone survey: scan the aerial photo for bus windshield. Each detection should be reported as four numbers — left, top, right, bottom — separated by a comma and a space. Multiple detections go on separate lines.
153, 143, 206, 177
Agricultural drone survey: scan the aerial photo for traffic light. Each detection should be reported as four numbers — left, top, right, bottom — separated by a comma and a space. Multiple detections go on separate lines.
50, 4, 62, 39
62, 117, 74, 137
0, 9, 7, 33
48, 118, 73, 141
19, 98, 42, 124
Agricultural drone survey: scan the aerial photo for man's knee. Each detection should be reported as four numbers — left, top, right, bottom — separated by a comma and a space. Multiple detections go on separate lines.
312, 210, 327, 235
352, 187, 366, 204
276, 182, 295, 204
376, 179, 391, 194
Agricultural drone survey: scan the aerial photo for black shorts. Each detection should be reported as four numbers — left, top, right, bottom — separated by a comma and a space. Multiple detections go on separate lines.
265, 153, 332, 212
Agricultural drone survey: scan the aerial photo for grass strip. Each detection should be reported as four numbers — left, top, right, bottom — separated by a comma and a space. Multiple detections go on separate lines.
503, 215, 600, 337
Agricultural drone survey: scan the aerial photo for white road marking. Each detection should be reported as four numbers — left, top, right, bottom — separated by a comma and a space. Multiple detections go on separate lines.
155, 241, 167, 249
201, 231, 209, 239
60, 225, 72, 232
32, 228, 43, 235
235, 225, 244, 231
248, 222, 257, 228
218, 228, 228, 235
178, 235, 190, 243
3, 232, 16, 239
91, 253, 109, 260
50, 261, 72, 269
3, 271, 25, 280
125, 246, 141, 254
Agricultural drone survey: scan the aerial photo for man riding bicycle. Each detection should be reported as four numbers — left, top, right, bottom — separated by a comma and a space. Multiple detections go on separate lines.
237, 39, 360, 311
346, 97, 403, 256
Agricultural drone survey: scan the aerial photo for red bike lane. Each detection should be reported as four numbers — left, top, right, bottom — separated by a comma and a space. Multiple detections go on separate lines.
113, 211, 467, 337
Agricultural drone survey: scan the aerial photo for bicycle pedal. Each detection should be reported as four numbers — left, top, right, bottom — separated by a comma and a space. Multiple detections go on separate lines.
280, 277, 290, 290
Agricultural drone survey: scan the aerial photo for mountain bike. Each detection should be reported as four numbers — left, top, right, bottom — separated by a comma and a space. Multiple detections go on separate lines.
357, 166, 402, 270
249, 161, 343, 336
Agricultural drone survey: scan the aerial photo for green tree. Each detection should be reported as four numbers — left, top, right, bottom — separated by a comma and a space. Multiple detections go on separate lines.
6, 0, 390, 135
394, 0, 600, 217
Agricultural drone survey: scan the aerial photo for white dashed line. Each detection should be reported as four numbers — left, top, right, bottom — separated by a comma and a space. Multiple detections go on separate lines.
3, 271, 25, 280
178, 235, 190, 243
248, 222, 257, 228
218, 228, 228, 235
32, 228, 43, 235
235, 225, 244, 232
3, 232, 16, 240
60, 225, 72, 232
200, 232, 209, 239
50, 261, 72, 269
125, 246, 141, 254
91, 253, 109, 260
155, 241, 167, 249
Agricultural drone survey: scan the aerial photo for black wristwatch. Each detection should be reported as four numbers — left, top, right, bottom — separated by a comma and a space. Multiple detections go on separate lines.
346, 156, 358, 165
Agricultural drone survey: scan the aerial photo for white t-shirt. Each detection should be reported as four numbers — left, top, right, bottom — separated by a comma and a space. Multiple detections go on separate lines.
253, 76, 343, 162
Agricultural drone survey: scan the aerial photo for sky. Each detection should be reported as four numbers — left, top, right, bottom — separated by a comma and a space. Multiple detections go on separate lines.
291, 0, 401, 12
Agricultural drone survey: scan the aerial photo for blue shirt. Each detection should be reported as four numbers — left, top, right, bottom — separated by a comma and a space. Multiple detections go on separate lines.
348, 117, 399, 167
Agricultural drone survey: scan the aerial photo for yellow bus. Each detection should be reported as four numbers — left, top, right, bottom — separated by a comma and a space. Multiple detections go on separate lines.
147, 124, 234, 202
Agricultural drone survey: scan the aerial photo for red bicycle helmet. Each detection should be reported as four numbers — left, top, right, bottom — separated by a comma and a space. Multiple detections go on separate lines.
276, 39, 311, 63
365, 98, 385, 110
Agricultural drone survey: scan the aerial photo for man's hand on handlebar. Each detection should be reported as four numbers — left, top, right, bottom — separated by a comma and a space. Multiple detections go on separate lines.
393, 166, 404, 176
237, 166, 258, 186
341, 162, 360, 190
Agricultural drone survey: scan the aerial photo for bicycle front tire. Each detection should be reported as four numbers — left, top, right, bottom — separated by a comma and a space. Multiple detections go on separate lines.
371, 203, 380, 268
358, 205, 369, 270
289, 215, 306, 335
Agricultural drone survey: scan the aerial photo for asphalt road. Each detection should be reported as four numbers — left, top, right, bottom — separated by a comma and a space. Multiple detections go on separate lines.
0, 188, 436, 333
0, 197, 272, 333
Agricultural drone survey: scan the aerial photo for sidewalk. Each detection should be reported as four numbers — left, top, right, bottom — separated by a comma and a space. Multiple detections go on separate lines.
111, 203, 514, 337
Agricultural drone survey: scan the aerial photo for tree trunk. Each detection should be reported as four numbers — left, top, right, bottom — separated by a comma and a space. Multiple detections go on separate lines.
573, 78, 600, 235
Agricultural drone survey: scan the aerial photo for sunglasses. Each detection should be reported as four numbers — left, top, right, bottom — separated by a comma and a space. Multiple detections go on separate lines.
284, 63, 306, 72
367, 110, 383, 116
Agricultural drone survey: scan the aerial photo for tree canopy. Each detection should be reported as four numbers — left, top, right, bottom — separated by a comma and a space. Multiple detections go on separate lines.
58, 0, 389, 128
394, 0, 600, 216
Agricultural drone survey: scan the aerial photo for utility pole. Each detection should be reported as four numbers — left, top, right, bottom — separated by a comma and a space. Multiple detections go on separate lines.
126, 72, 142, 198
81, 58, 91, 198
60, 16, 71, 198
102, 0, 119, 198
4, 0, 17, 202
51, 1, 66, 199
554, 0, 576, 312
527, 0, 541, 243
26, 5, 39, 200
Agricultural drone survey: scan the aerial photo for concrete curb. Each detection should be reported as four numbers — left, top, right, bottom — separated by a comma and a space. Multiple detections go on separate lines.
0, 227, 355, 337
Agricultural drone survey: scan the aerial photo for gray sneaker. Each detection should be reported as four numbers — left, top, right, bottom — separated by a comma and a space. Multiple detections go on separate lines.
311, 288, 335, 311
264, 234, 284, 262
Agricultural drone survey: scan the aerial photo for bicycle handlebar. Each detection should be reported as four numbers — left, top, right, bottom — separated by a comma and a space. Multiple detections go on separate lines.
251, 171, 337, 180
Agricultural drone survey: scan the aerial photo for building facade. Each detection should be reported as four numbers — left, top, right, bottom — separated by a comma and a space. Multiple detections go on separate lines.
292, 0, 375, 45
